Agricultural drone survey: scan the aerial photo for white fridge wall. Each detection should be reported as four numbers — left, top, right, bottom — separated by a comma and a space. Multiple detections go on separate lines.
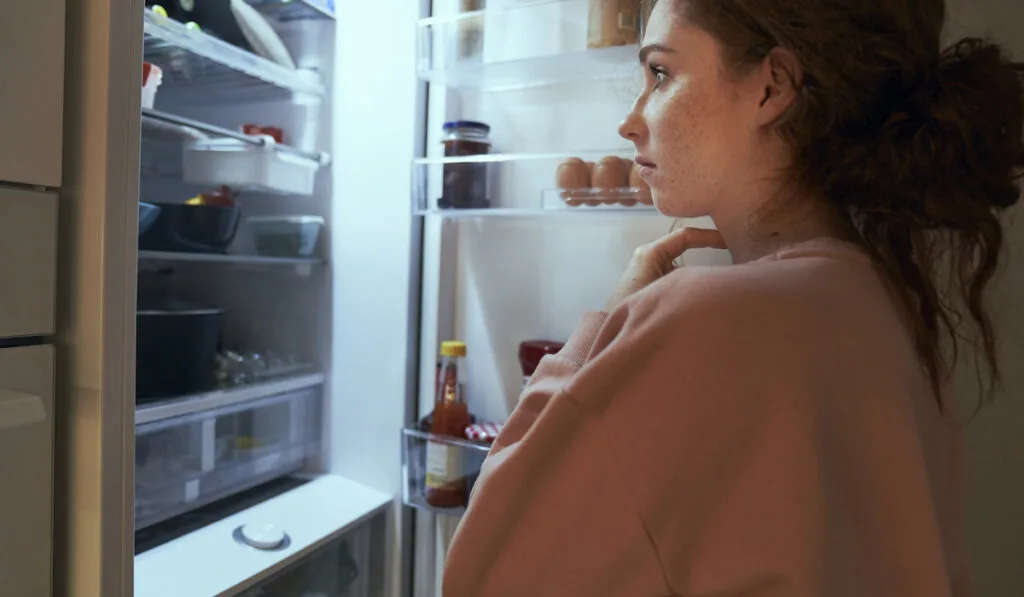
331, 0, 425, 595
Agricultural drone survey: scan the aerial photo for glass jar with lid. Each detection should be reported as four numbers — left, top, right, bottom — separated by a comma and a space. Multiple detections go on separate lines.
439, 120, 492, 210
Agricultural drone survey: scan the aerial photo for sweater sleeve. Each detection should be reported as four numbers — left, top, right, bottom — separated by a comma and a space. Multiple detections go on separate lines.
443, 308, 671, 597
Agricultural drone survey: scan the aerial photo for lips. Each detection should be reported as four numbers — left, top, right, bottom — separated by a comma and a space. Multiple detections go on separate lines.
634, 155, 656, 169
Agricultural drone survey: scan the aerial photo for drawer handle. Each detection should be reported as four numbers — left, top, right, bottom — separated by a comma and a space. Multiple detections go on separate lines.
0, 389, 45, 430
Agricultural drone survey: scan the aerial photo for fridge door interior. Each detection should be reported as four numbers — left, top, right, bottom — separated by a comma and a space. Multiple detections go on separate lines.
0, 0, 65, 187
0, 186, 58, 337
0, 344, 55, 597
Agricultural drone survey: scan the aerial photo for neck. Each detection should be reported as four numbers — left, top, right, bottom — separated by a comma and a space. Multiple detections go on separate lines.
713, 188, 853, 264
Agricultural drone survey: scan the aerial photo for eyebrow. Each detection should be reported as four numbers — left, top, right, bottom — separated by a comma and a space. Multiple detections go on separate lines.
638, 43, 676, 64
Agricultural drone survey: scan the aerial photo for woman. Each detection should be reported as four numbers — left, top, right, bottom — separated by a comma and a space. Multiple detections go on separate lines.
444, 0, 1023, 595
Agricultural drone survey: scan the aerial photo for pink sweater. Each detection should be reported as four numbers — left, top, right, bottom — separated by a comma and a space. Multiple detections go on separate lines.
443, 238, 972, 597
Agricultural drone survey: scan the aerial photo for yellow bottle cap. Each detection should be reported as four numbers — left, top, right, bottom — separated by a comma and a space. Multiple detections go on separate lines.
440, 341, 466, 357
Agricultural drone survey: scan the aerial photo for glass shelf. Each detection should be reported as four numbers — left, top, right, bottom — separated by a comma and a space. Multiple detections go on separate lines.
412, 150, 660, 217
418, 0, 643, 91
143, 9, 325, 104
138, 251, 324, 269
247, 0, 336, 21
401, 428, 490, 518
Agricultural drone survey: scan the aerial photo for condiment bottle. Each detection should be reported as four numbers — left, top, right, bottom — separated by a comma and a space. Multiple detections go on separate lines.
587, 0, 642, 49
439, 121, 492, 210
425, 341, 472, 508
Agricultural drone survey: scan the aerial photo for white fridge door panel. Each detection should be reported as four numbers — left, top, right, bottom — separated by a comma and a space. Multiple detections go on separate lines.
0, 186, 57, 337
0, 0, 65, 187
0, 344, 54, 597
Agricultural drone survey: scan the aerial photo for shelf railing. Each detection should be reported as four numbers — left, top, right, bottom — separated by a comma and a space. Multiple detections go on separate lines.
135, 373, 325, 426
143, 8, 325, 102
142, 108, 329, 164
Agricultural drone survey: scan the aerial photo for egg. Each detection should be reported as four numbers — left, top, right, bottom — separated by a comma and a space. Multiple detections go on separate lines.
556, 158, 589, 207
592, 156, 630, 205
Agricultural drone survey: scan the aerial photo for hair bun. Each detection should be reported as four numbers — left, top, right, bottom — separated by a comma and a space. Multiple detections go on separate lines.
923, 38, 1022, 209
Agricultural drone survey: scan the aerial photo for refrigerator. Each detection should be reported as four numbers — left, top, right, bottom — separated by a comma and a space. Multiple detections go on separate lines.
3, 0, 1021, 596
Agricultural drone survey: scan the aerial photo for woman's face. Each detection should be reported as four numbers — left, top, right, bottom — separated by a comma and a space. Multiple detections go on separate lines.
619, 1, 767, 218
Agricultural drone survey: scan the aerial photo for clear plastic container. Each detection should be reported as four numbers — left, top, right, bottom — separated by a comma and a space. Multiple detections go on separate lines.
182, 138, 322, 196
246, 215, 325, 258
134, 387, 321, 530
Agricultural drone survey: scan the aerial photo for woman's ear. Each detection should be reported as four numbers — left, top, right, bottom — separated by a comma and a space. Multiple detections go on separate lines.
754, 47, 802, 127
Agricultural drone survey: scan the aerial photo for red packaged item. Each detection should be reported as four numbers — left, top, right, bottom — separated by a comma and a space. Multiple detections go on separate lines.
242, 124, 285, 144
518, 340, 564, 386
465, 422, 503, 444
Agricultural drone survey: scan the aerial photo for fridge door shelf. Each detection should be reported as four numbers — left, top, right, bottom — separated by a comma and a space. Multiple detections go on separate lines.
144, 9, 325, 104
183, 137, 325, 196
401, 428, 491, 518
417, 0, 644, 91
412, 150, 661, 217
136, 388, 322, 530
247, 0, 336, 21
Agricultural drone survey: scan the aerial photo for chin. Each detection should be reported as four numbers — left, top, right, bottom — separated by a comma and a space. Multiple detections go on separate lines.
650, 188, 710, 219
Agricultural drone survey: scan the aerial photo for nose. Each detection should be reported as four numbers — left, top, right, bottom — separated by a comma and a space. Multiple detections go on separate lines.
618, 95, 646, 143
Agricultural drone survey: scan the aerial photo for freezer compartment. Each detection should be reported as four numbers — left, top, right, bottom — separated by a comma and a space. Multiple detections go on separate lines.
401, 428, 490, 517
417, 0, 649, 90
136, 387, 322, 530
412, 150, 658, 216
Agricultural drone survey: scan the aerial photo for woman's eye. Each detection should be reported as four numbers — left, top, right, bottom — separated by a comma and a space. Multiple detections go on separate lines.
648, 65, 668, 88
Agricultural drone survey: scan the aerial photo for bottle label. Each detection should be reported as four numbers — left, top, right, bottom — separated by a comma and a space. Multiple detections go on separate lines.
425, 440, 463, 489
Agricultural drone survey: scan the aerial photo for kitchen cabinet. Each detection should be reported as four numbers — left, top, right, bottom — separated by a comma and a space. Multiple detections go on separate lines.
0, 0, 65, 187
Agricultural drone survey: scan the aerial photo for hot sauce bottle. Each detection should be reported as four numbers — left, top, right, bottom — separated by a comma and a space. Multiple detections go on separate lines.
425, 341, 471, 508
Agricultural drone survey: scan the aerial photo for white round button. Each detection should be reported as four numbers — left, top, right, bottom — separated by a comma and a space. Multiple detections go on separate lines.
239, 522, 286, 550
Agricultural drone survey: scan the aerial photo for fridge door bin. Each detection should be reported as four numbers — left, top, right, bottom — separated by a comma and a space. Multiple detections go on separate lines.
401, 428, 490, 517
183, 138, 322, 196
136, 387, 322, 530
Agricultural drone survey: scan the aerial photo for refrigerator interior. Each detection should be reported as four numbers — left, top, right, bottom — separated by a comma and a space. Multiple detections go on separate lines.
133, 3, 397, 596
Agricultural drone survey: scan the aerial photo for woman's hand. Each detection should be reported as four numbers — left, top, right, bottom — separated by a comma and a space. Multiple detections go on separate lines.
605, 227, 726, 311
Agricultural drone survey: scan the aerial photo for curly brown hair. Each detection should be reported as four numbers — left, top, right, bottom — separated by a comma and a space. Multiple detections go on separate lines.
677, 0, 1024, 407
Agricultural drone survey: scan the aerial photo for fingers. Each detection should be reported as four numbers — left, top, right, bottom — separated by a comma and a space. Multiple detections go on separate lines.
653, 227, 727, 262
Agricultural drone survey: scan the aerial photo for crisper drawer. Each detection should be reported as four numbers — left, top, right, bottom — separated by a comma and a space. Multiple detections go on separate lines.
0, 345, 54, 597
0, 186, 57, 338
136, 387, 321, 530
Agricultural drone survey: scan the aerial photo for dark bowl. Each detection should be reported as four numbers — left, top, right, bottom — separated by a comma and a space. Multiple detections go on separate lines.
139, 203, 241, 254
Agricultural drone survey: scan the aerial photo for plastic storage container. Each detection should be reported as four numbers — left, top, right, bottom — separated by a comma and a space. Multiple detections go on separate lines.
401, 428, 489, 517
183, 138, 321, 196
135, 387, 322, 530
247, 215, 325, 258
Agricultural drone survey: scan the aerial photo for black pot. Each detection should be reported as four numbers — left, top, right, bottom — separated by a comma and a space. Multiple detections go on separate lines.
137, 300, 224, 402
139, 203, 241, 254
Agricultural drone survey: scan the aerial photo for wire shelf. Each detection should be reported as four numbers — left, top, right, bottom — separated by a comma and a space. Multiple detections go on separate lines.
143, 9, 325, 104
248, 0, 336, 21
